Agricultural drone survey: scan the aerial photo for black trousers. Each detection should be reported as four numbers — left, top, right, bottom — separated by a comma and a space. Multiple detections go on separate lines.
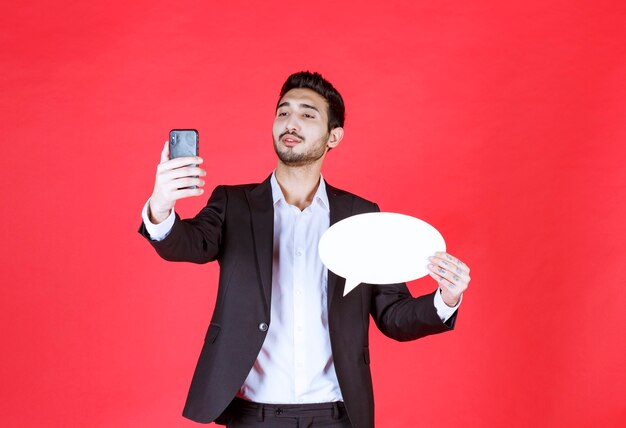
224, 398, 353, 428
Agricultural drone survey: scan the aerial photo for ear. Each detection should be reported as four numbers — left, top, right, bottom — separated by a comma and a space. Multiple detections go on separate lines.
327, 127, 344, 149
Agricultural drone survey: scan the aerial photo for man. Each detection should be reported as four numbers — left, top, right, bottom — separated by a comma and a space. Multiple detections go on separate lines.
139, 71, 471, 427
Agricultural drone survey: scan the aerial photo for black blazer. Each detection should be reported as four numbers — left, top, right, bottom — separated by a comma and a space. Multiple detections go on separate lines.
139, 176, 456, 428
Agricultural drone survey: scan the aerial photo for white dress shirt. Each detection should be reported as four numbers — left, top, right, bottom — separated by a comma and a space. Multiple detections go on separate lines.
141, 173, 460, 404
238, 174, 341, 403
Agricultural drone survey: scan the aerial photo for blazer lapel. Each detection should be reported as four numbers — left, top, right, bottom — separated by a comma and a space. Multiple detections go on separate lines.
326, 182, 353, 313
245, 175, 274, 315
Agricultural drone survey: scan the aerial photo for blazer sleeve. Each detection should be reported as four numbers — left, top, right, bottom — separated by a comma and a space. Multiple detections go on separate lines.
370, 285, 456, 342
365, 203, 457, 341
137, 185, 227, 264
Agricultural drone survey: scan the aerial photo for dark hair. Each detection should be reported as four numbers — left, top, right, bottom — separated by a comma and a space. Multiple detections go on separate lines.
277, 71, 345, 131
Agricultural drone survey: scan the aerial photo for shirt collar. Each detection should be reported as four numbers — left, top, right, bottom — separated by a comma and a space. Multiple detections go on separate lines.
270, 171, 330, 211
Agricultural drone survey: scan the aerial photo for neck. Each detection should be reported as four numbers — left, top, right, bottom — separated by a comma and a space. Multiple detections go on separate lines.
274, 162, 323, 210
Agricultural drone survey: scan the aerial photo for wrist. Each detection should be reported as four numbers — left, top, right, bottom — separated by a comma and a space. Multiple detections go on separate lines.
148, 200, 172, 224
440, 289, 461, 308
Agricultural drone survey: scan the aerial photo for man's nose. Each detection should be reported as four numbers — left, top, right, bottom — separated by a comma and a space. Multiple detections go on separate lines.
284, 115, 300, 132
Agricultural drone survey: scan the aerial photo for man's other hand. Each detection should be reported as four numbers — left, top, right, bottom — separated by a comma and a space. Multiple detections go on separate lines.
428, 252, 470, 307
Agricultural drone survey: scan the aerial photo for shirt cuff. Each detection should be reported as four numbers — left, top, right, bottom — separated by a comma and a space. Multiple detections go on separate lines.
141, 199, 175, 241
433, 289, 461, 323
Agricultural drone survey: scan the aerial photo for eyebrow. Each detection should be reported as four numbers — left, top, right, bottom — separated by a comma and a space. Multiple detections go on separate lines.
277, 101, 320, 113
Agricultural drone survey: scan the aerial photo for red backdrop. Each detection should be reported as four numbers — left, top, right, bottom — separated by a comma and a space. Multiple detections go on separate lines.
1, 1, 625, 427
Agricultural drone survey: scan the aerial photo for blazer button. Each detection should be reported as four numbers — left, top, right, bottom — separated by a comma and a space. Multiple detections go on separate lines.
258, 322, 269, 332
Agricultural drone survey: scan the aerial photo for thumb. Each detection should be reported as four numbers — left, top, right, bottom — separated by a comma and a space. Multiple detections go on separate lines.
160, 140, 169, 164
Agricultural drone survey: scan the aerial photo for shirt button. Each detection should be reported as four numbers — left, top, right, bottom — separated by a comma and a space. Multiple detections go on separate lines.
296, 250, 302, 256
258, 322, 268, 332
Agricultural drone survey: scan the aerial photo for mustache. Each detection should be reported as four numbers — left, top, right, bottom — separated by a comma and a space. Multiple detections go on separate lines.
279, 130, 305, 141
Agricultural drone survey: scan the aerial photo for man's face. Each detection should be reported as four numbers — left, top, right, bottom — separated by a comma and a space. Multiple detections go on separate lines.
273, 88, 333, 167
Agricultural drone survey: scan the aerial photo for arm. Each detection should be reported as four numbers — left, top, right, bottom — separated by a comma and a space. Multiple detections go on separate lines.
139, 185, 228, 264
370, 284, 455, 342
138, 140, 222, 263
370, 253, 470, 342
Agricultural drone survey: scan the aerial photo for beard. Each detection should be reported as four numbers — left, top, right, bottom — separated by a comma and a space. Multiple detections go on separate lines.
273, 131, 330, 167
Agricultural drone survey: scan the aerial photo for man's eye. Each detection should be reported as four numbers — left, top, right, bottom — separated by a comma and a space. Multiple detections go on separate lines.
304, 113, 315, 119
278, 112, 288, 117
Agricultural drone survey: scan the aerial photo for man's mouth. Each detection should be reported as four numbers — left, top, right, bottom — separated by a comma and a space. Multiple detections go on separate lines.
281, 133, 303, 146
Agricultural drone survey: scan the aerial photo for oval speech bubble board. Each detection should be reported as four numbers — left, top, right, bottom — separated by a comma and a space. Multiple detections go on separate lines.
318, 212, 446, 296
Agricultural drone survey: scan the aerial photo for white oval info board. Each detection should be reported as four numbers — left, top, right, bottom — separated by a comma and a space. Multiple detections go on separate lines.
318, 212, 446, 296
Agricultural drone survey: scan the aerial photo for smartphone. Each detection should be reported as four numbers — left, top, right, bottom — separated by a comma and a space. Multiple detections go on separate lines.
169, 129, 199, 160
169, 129, 199, 188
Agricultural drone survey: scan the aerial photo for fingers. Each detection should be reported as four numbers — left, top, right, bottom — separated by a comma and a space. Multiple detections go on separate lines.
429, 252, 470, 278
169, 176, 206, 190
161, 165, 206, 180
169, 186, 205, 200
428, 272, 457, 298
156, 149, 205, 191
150, 143, 207, 214
157, 155, 204, 172
150, 173, 205, 213
427, 251, 471, 296
156, 171, 206, 193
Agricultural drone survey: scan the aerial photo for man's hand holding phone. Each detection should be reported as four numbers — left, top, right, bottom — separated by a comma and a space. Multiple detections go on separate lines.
148, 140, 206, 224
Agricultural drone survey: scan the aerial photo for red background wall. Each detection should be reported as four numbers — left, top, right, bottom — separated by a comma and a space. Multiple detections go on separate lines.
1, 1, 625, 427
